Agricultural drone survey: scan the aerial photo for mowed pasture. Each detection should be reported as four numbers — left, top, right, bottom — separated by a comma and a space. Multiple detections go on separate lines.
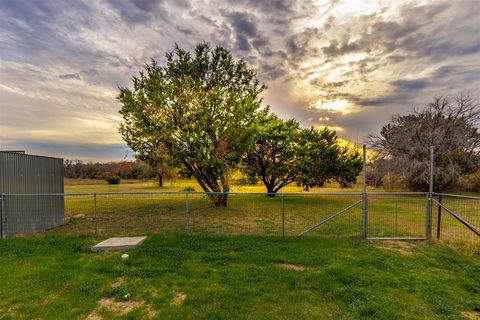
1, 179, 478, 319
49, 179, 480, 251
0, 235, 479, 319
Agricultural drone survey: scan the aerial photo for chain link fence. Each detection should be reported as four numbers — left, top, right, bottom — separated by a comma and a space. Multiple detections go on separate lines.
1, 191, 478, 245
44, 192, 364, 238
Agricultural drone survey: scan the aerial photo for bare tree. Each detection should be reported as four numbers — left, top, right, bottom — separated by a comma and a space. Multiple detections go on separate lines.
368, 94, 480, 192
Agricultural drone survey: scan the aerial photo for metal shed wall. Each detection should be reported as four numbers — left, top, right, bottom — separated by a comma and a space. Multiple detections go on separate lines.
0, 152, 64, 237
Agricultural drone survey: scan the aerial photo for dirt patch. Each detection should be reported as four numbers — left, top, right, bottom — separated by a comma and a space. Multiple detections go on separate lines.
462, 311, 480, 320
277, 263, 305, 271
111, 277, 125, 288
85, 310, 103, 320
145, 305, 158, 318
150, 288, 158, 297
377, 241, 415, 256
43, 292, 60, 306
65, 214, 86, 223
171, 292, 187, 305
98, 297, 142, 315
91, 296, 157, 318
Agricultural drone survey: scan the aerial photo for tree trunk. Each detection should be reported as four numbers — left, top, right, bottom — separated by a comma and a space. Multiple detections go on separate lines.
210, 193, 228, 207
183, 161, 229, 207
157, 173, 163, 187
266, 186, 277, 197
198, 177, 229, 207
205, 191, 228, 207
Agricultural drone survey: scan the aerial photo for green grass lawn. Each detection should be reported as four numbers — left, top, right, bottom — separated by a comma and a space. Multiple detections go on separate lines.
3, 180, 479, 319
47, 190, 478, 248
0, 235, 478, 319
63, 178, 367, 193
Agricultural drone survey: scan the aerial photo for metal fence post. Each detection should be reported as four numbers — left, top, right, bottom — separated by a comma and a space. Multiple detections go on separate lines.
362, 144, 368, 239
0, 193, 6, 239
185, 192, 190, 233
281, 193, 285, 238
426, 146, 434, 240
93, 193, 98, 236
436, 194, 442, 239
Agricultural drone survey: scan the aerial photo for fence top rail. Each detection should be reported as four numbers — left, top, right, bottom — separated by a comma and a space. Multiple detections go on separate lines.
366, 192, 428, 195
3, 191, 363, 196
1, 191, 432, 197
93, 191, 364, 196
434, 193, 480, 200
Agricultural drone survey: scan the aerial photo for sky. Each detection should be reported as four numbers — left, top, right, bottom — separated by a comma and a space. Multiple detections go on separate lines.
0, 0, 479, 161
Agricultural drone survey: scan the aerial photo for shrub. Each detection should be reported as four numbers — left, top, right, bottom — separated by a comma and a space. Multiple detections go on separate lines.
455, 171, 480, 192
382, 174, 408, 191
182, 186, 195, 192
470, 173, 480, 192
235, 175, 259, 186
105, 176, 121, 184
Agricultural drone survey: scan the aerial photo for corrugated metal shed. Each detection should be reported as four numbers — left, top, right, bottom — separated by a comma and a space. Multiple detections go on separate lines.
0, 152, 64, 238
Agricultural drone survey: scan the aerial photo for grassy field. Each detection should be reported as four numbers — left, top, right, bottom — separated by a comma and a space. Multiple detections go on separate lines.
47, 179, 479, 248
1, 180, 478, 319
63, 178, 361, 193
0, 234, 479, 320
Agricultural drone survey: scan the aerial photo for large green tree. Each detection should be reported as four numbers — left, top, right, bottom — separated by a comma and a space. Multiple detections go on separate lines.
118, 43, 265, 206
295, 128, 362, 190
369, 95, 480, 192
243, 115, 363, 194
241, 113, 300, 194
334, 143, 364, 188
120, 122, 168, 187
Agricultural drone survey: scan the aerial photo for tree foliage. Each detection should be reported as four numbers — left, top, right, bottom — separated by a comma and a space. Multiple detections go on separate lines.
242, 113, 300, 194
242, 113, 363, 193
296, 128, 362, 190
333, 143, 364, 188
120, 127, 169, 186
369, 94, 480, 192
118, 43, 265, 206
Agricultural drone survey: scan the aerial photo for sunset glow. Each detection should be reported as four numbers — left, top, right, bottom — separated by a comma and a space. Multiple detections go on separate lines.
314, 100, 350, 113
0, 0, 479, 160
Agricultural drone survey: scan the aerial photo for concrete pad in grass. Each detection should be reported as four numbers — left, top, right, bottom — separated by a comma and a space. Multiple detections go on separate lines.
91, 236, 147, 252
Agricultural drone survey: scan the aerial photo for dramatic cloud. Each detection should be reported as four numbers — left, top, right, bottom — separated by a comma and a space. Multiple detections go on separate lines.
0, 0, 479, 160
59, 73, 81, 80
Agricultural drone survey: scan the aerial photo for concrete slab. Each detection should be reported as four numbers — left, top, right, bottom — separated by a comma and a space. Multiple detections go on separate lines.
91, 236, 147, 252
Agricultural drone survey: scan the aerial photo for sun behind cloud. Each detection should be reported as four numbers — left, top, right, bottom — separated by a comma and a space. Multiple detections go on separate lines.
314, 99, 350, 114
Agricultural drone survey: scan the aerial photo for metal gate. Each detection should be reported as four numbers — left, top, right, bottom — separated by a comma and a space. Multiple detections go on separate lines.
296, 192, 430, 240
297, 145, 432, 241
432, 193, 480, 241
365, 192, 428, 240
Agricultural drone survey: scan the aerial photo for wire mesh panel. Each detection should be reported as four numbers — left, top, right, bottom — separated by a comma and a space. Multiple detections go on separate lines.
434, 194, 480, 244
285, 193, 362, 238
367, 193, 427, 239
94, 193, 186, 236
188, 193, 282, 236
47, 194, 94, 236
4, 191, 477, 244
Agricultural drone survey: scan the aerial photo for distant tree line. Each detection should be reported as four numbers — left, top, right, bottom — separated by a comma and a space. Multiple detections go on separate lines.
63, 159, 175, 182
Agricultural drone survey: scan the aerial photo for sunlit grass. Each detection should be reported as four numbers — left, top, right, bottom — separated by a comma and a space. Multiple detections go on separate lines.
63, 178, 366, 193
49, 180, 480, 251
0, 235, 478, 319
2, 180, 478, 318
